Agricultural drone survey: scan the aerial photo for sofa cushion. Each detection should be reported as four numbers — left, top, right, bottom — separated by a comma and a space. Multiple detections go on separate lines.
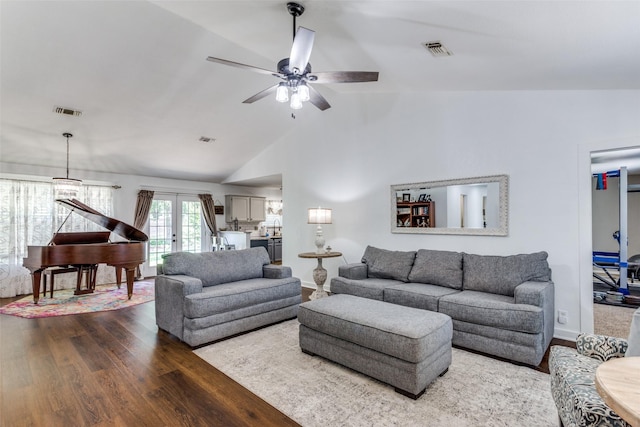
161, 247, 270, 287
184, 277, 300, 318
330, 276, 401, 301
462, 251, 551, 296
361, 246, 416, 282
384, 283, 460, 312
438, 290, 543, 334
408, 249, 463, 289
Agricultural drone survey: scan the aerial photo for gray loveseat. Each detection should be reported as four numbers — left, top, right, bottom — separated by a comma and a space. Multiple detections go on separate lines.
155, 247, 301, 347
330, 246, 554, 366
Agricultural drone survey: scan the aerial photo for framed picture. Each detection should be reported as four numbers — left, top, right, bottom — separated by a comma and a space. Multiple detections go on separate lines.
402, 193, 411, 202
418, 194, 426, 202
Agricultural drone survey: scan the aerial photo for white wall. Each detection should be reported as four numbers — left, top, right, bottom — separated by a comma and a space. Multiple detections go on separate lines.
231, 89, 640, 341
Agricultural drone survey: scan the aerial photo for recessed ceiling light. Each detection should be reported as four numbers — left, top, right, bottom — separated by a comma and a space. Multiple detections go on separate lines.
423, 41, 453, 57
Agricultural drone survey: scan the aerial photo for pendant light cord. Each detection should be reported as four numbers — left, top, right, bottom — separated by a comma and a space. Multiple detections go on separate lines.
63, 132, 73, 179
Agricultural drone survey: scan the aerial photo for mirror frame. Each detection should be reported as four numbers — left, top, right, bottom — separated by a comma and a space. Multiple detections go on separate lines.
390, 174, 509, 236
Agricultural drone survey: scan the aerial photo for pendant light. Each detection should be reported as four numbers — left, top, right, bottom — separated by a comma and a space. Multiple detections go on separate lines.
52, 132, 82, 199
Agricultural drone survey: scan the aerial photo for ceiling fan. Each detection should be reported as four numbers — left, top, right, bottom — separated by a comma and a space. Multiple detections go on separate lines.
206, 2, 379, 112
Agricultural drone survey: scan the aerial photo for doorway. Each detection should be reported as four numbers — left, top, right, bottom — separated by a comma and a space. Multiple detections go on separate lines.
591, 148, 640, 337
142, 194, 208, 277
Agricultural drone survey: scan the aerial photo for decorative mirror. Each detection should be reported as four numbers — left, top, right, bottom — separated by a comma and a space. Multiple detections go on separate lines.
391, 175, 509, 236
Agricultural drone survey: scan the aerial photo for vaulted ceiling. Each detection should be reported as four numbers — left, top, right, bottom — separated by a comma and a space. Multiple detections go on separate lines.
2, 1, 640, 185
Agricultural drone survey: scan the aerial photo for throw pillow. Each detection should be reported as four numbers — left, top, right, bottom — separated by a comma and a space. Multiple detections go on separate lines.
462, 251, 551, 297
361, 246, 416, 282
408, 249, 463, 289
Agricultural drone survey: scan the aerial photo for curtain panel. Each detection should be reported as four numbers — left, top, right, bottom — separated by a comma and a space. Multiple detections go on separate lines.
198, 194, 218, 239
133, 190, 154, 279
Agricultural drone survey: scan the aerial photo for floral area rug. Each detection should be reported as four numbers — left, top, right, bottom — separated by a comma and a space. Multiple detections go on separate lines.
0, 280, 154, 318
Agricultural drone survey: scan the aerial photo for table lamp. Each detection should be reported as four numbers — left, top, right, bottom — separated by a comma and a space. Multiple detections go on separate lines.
308, 207, 332, 254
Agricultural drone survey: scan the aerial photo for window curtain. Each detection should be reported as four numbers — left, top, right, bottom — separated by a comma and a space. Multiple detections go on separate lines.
133, 190, 154, 279
0, 179, 114, 298
198, 194, 218, 239
134, 190, 154, 229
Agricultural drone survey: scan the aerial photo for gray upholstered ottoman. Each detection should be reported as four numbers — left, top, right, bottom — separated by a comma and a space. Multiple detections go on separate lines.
298, 294, 452, 399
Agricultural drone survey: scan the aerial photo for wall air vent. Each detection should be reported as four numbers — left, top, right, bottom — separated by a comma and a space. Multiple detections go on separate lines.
53, 106, 82, 116
199, 136, 216, 143
423, 41, 453, 57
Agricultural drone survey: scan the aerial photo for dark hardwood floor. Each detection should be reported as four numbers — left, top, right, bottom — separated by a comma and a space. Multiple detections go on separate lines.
1, 285, 571, 426
1, 290, 300, 427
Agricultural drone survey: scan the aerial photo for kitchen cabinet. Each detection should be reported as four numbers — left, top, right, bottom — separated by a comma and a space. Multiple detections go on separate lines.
253, 237, 282, 263
225, 195, 266, 223
250, 238, 269, 252
271, 238, 282, 263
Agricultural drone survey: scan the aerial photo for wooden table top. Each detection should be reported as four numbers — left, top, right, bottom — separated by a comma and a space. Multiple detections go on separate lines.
595, 357, 640, 427
298, 251, 342, 259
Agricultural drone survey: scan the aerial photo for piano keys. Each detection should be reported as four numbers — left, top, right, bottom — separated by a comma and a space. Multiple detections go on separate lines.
23, 199, 148, 304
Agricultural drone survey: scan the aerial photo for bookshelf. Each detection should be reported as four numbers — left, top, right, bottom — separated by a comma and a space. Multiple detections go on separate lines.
396, 201, 435, 228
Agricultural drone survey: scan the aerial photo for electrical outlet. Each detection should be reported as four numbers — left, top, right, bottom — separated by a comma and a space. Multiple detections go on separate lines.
557, 310, 568, 324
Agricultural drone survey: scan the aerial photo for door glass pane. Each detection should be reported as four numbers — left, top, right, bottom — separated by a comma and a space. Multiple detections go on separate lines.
149, 200, 173, 267
181, 200, 202, 253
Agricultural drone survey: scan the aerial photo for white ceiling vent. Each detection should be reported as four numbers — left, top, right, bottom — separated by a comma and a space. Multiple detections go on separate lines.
423, 41, 453, 57
53, 106, 82, 116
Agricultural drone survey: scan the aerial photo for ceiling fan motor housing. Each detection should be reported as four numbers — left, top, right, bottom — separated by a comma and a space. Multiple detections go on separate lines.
277, 58, 312, 77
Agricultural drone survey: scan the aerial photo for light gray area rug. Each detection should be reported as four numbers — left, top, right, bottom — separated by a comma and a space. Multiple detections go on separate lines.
195, 320, 558, 427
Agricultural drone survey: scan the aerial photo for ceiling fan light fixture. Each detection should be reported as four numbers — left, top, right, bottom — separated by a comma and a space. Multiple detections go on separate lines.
298, 82, 310, 102
275, 82, 289, 103
290, 92, 303, 110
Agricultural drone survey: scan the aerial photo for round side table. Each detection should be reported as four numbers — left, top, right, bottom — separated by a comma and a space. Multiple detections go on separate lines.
298, 251, 342, 299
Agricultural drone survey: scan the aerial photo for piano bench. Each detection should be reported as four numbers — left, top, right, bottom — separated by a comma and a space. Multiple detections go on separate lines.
43, 267, 79, 298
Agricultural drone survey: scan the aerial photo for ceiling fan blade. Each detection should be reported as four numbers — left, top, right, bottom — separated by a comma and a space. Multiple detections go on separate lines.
307, 85, 331, 111
206, 56, 284, 78
242, 84, 280, 104
289, 27, 315, 75
309, 71, 379, 84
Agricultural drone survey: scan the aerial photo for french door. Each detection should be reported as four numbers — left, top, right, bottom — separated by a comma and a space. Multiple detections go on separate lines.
143, 194, 208, 276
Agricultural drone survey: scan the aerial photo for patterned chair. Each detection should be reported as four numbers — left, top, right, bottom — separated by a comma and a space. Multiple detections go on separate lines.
549, 333, 631, 427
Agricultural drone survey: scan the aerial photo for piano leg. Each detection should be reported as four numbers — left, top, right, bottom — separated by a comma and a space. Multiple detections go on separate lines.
31, 269, 44, 304
115, 267, 123, 289
125, 267, 136, 299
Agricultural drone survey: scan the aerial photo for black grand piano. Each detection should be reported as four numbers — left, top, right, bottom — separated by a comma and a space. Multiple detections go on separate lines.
23, 199, 148, 304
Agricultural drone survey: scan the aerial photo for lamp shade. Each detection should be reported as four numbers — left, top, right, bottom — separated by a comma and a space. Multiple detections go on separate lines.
53, 132, 82, 198
53, 177, 83, 198
308, 207, 332, 224
290, 92, 303, 110
275, 82, 289, 103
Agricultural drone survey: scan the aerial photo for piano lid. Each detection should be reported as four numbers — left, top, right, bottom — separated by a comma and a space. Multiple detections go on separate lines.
56, 198, 149, 242
51, 231, 111, 245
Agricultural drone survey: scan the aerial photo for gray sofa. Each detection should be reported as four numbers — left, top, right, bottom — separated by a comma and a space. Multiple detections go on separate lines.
330, 246, 555, 366
155, 247, 301, 347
